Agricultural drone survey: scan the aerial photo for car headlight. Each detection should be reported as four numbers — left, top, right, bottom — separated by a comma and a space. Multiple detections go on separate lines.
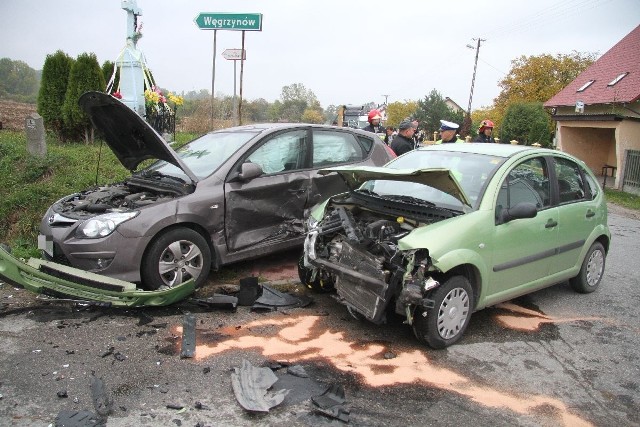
75, 211, 139, 239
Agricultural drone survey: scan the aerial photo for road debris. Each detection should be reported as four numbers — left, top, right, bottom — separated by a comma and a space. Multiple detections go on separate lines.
0, 245, 195, 307
251, 284, 312, 312
311, 384, 350, 423
180, 313, 196, 358
231, 359, 289, 413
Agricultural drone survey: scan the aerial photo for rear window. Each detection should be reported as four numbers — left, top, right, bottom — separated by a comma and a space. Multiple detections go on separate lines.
312, 130, 365, 168
357, 135, 374, 153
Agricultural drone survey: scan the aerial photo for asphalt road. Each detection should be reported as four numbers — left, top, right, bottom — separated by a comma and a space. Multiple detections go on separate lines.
0, 210, 638, 427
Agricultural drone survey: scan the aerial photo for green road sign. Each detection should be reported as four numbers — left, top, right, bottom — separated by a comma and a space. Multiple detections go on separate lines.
194, 12, 262, 31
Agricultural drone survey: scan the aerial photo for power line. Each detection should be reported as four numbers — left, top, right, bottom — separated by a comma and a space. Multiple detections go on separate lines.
480, 0, 614, 41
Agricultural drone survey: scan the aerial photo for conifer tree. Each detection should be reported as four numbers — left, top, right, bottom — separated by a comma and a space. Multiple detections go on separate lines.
62, 53, 105, 143
37, 50, 74, 138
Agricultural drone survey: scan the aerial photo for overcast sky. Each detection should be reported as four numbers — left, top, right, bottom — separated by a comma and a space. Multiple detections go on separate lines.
1, 0, 638, 110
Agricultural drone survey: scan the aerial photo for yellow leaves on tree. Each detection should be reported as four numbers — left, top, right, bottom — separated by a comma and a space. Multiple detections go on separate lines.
495, 51, 597, 109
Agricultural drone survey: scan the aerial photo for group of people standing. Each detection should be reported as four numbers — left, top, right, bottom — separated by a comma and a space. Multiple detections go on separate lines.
361, 109, 497, 156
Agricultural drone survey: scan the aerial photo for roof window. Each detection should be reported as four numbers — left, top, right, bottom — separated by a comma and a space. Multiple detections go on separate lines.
608, 72, 628, 86
576, 80, 595, 92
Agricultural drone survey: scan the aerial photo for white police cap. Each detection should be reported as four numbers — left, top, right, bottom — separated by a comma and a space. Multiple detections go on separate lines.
439, 120, 459, 131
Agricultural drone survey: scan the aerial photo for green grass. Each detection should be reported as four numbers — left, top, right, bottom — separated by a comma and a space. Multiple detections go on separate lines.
605, 188, 640, 210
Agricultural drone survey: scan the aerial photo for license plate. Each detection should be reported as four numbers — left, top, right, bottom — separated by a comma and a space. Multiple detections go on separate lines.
38, 234, 53, 257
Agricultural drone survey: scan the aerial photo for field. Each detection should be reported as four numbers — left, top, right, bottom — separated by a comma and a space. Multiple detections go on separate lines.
0, 100, 38, 131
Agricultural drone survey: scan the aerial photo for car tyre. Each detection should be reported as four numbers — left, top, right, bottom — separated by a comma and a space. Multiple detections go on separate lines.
569, 241, 605, 294
413, 276, 473, 349
141, 228, 211, 290
297, 255, 335, 293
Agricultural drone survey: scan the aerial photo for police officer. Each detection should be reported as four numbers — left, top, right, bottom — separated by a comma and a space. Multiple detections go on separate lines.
435, 120, 464, 144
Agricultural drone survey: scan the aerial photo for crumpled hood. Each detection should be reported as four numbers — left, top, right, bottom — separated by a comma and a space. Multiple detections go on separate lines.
79, 91, 198, 183
318, 165, 471, 207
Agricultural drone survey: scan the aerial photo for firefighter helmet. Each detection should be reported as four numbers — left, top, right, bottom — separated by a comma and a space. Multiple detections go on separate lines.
478, 119, 495, 132
368, 109, 382, 123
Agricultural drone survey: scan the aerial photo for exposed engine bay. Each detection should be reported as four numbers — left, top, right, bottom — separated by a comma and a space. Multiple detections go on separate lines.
304, 194, 457, 324
51, 172, 194, 220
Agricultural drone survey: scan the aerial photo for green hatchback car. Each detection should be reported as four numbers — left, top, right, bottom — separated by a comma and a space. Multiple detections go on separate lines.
300, 144, 611, 349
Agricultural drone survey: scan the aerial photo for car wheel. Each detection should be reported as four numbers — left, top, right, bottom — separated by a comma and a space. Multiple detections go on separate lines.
569, 242, 605, 294
297, 255, 335, 293
412, 276, 473, 349
141, 228, 211, 290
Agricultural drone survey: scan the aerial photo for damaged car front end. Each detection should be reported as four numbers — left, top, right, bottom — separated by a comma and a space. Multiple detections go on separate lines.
301, 165, 477, 346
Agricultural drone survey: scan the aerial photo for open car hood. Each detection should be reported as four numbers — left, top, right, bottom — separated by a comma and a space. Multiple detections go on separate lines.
79, 91, 198, 184
319, 165, 471, 207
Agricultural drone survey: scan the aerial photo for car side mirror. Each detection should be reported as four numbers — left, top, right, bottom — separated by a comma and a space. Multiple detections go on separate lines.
500, 202, 538, 223
237, 162, 263, 182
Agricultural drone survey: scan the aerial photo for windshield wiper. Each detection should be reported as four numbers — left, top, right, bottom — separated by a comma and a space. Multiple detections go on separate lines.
382, 195, 435, 207
138, 170, 186, 184
354, 188, 379, 197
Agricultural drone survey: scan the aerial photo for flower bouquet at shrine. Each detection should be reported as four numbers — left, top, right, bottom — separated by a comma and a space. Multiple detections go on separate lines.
143, 86, 183, 139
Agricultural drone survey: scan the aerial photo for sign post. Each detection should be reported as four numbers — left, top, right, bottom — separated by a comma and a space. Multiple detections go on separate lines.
222, 49, 246, 126
195, 12, 262, 129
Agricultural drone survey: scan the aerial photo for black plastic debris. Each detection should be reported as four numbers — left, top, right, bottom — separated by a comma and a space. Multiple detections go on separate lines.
137, 312, 154, 326
311, 384, 350, 423
272, 368, 326, 406
180, 313, 196, 358
231, 359, 289, 413
100, 347, 114, 358
251, 284, 312, 312
192, 294, 238, 311
194, 401, 209, 410
237, 277, 261, 306
166, 404, 184, 410
57, 390, 68, 398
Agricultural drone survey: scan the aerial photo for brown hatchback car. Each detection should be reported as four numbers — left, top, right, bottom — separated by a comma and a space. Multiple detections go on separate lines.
38, 92, 394, 289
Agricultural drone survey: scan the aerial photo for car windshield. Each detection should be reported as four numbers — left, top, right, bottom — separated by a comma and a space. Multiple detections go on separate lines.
361, 150, 505, 210
147, 131, 259, 180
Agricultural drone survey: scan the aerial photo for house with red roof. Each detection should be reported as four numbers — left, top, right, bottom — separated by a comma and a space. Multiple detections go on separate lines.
544, 24, 640, 193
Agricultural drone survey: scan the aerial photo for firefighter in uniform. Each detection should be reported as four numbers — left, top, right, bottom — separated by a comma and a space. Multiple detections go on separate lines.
362, 109, 385, 134
473, 119, 496, 143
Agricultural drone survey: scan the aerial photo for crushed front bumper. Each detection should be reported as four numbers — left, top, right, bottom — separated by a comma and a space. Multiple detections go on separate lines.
0, 245, 195, 307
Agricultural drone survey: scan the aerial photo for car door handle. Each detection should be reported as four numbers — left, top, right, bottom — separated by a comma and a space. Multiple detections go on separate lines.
545, 219, 558, 228
288, 189, 306, 195
586, 209, 595, 218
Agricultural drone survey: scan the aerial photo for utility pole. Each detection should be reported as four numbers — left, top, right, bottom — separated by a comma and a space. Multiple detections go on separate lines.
463, 37, 485, 136
381, 94, 389, 105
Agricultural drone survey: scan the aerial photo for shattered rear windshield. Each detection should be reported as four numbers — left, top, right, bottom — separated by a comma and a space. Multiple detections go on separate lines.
149, 131, 260, 179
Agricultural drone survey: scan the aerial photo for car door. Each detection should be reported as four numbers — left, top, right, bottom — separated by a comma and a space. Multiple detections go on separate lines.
486, 156, 558, 304
307, 129, 372, 205
224, 128, 310, 252
549, 156, 599, 275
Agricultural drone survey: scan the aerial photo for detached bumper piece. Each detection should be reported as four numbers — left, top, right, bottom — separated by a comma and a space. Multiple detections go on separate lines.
0, 245, 195, 307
